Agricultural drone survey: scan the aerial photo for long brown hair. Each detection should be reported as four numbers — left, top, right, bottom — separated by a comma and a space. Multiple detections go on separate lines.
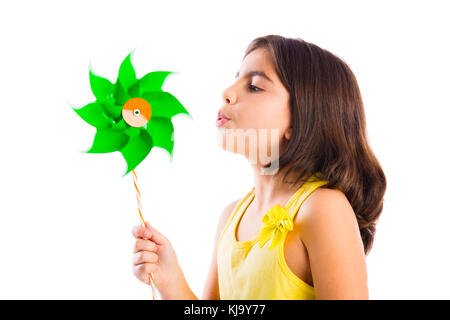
243, 35, 386, 255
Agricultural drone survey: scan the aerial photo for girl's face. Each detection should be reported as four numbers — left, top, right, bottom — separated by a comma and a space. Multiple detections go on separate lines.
217, 48, 292, 168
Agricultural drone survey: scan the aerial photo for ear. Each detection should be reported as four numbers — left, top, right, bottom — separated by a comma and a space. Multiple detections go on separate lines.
285, 126, 292, 140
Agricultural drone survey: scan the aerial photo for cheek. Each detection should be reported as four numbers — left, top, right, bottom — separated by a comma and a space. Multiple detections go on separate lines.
234, 105, 271, 131
245, 97, 290, 131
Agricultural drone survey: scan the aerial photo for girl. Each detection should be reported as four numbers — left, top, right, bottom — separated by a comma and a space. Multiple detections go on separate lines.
131, 35, 386, 300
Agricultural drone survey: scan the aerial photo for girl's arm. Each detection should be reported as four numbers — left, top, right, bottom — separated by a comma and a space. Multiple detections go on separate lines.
158, 268, 199, 300
299, 188, 369, 299
202, 199, 240, 299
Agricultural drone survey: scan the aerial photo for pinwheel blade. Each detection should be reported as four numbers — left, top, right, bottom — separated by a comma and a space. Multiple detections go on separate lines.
141, 92, 191, 119
139, 71, 174, 94
72, 102, 113, 129
114, 81, 132, 106
145, 117, 174, 159
110, 118, 129, 131
86, 129, 130, 153
120, 130, 154, 175
99, 101, 123, 119
89, 70, 115, 104
117, 52, 137, 90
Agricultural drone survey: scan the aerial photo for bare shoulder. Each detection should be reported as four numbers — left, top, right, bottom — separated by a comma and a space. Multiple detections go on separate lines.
297, 187, 368, 299
300, 187, 355, 219
297, 187, 359, 240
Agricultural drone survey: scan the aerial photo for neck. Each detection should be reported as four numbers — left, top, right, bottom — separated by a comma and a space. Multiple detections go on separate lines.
249, 162, 306, 212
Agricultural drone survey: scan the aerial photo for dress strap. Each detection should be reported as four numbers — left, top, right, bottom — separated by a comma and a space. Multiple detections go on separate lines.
286, 172, 329, 219
218, 188, 255, 244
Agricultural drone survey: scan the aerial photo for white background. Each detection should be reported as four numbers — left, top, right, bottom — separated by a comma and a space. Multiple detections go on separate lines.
0, 0, 449, 299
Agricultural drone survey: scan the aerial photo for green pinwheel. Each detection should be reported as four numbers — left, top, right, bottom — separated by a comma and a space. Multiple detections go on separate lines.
72, 51, 191, 176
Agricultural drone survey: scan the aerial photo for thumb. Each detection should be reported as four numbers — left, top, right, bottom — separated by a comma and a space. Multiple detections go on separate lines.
144, 221, 167, 245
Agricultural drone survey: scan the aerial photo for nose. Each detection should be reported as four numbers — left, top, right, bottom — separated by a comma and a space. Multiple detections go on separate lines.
222, 86, 236, 105
222, 80, 237, 104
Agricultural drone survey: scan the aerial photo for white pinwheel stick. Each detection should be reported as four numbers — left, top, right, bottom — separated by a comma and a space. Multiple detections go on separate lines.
131, 169, 157, 300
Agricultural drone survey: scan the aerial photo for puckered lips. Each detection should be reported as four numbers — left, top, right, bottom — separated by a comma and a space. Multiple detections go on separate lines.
216, 110, 231, 127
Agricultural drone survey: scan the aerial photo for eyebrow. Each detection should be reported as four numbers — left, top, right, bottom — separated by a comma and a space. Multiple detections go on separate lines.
235, 70, 273, 83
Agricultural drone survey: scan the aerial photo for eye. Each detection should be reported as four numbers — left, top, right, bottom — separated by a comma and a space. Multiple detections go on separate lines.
248, 84, 262, 92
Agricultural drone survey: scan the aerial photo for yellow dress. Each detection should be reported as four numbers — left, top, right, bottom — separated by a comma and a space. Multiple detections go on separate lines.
217, 172, 329, 299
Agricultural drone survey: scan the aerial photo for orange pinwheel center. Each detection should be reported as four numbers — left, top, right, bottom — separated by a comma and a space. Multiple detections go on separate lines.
122, 97, 152, 127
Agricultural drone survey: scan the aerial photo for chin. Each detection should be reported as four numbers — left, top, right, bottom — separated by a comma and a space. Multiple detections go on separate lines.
216, 127, 236, 153
215, 127, 256, 157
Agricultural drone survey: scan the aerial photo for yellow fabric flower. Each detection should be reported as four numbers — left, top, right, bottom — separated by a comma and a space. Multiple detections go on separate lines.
258, 204, 294, 250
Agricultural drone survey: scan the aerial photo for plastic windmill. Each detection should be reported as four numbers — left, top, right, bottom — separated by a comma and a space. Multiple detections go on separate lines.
72, 51, 191, 299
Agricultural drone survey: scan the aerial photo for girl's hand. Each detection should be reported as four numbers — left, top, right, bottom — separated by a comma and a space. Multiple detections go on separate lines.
131, 222, 182, 291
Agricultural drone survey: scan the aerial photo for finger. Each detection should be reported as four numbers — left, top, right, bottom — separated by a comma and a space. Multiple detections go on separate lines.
132, 251, 159, 265
133, 263, 157, 283
133, 239, 158, 253
131, 225, 152, 240
144, 221, 166, 245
